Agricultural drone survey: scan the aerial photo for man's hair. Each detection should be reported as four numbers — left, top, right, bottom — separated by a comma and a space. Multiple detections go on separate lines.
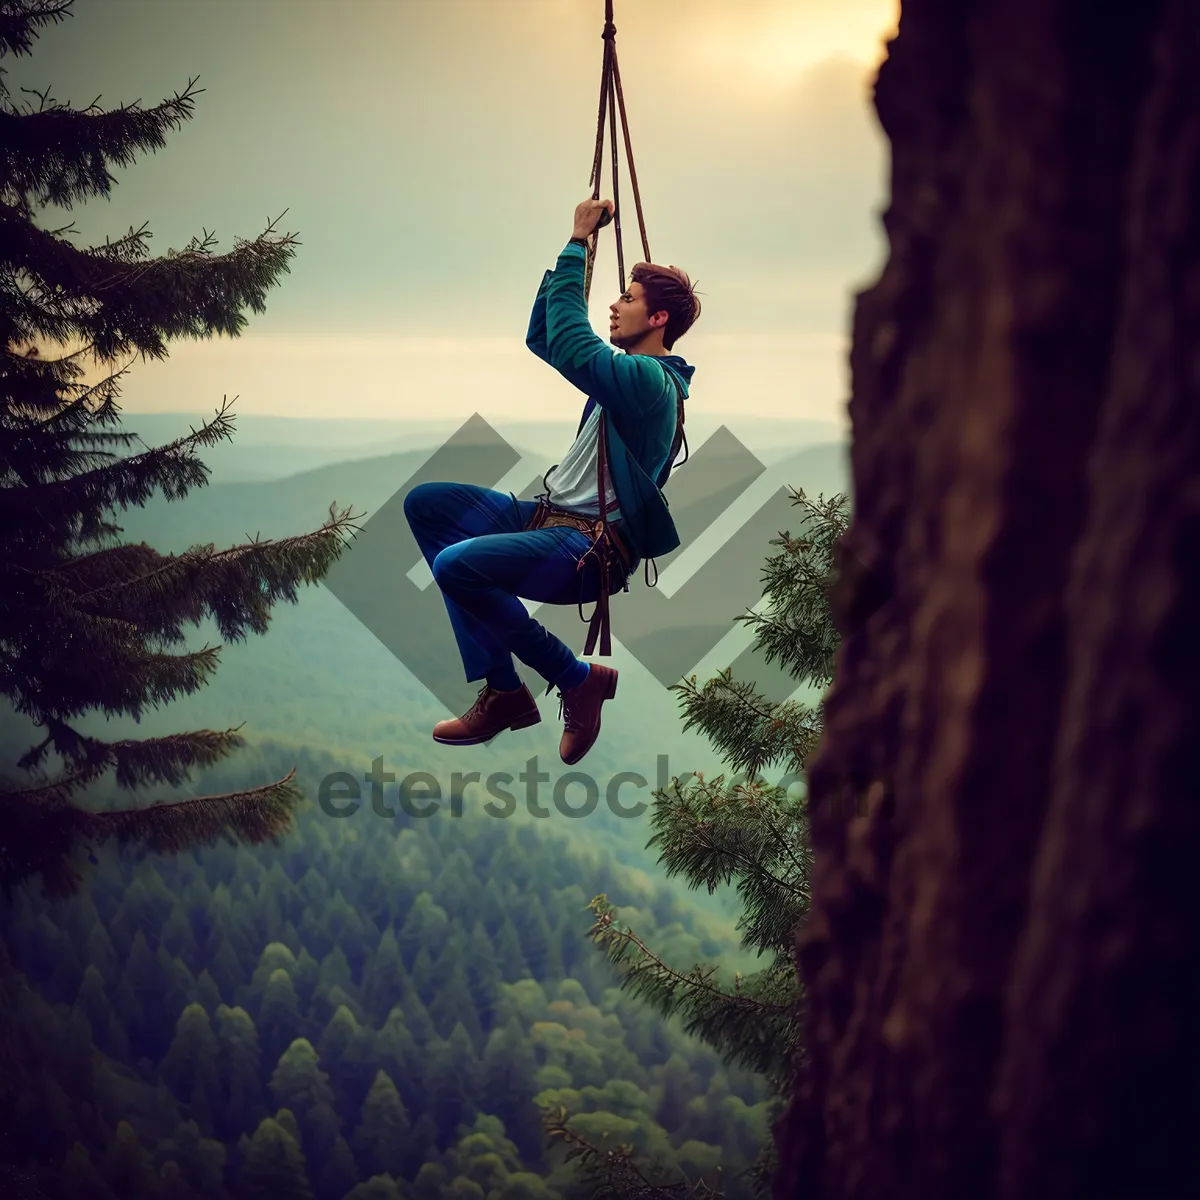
630, 262, 701, 351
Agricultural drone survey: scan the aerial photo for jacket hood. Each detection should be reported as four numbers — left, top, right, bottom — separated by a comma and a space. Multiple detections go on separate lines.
657, 354, 695, 391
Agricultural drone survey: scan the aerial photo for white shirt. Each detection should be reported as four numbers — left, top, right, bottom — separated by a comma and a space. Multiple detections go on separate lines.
545, 405, 622, 519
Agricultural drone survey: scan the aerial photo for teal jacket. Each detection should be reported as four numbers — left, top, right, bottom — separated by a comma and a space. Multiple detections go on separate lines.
525, 240, 695, 562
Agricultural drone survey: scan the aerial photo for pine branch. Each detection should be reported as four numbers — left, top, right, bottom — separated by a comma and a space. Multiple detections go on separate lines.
1, 362, 136, 484
3, 605, 224, 727
0, 73, 202, 209
0, 343, 127, 428
584, 895, 800, 1086
543, 1105, 726, 1199
4, 723, 250, 800
0, 766, 303, 900
68, 502, 363, 626
646, 774, 809, 913
0, 0, 72, 64
0, 205, 301, 361
661, 490, 849, 783
735, 487, 849, 681
0, 270, 90, 347
0, 394, 241, 547
668, 670, 824, 778
1, 508, 360, 765
7, 332, 98, 363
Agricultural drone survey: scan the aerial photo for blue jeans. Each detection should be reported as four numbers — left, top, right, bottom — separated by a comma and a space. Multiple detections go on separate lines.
403, 481, 633, 691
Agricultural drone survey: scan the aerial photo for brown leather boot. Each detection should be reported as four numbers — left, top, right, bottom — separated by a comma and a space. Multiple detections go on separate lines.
556, 664, 618, 765
432, 683, 541, 746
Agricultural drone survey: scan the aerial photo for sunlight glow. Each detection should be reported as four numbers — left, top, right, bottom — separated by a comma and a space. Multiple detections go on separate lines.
680, 1, 899, 90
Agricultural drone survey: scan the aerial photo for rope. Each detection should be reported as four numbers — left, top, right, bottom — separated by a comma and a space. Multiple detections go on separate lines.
583, 0, 651, 303
612, 44, 652, 264
608, 41, 624, 293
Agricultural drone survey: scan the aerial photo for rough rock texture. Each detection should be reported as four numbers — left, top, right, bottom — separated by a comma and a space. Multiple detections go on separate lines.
774, 1, 1200, 1197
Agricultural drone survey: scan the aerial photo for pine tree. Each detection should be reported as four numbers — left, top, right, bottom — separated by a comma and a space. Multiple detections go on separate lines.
343, 1177, 405, 1200
653, 1053, 695, 1135
99, 1120, 161, 1198
397, 891, 450, 969
204, 935, 245, 1005
156, 1161, 204, 1200
313, 1135, 357, 1200
121, 928, 167, 1058
465, 920, 503, 1032
0, 0, 359, 899
561, 487, 850, 1197
235, 1116, 316, 1200
268, 1037, 337, 1129
351, 1069, 412, 1181
58, 1140, 117, 1200
82, 918, 119, 984
361, 923, 405, 1017
192, 967, 223, 1015
259, 968, 309, 1066
374, 1004, 423, 1113
494, 915, 530, 983
160, 1003, 221, 1133
432, 959, 486, 1049
213, 1003, 266, 1142
317, 1003, 370, 1104
397, 971, 437, 1046
72, 960, 130, 1059
160, 905, 200, 969
478, 1017, 544, 1166
156, 1119, 226, 1200
426, 1022, 482, 1146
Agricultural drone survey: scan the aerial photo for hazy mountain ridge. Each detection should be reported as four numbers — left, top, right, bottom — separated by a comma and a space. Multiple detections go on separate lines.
111, 430, 850, 557
112, 410, 848, 484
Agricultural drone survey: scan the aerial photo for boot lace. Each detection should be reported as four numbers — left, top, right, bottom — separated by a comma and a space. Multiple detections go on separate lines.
463, 685, 490, 723
557, 690, 584, 733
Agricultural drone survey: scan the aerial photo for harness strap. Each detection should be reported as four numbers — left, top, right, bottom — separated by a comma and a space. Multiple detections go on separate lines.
573, 366, 686, 651
576, 410, 616, 655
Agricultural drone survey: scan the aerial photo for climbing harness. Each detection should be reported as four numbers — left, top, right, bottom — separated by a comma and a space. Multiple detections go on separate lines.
527, 0, 690, 660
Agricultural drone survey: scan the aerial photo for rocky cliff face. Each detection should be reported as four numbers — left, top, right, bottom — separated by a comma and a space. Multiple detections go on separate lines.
775, 2, 1200, 1196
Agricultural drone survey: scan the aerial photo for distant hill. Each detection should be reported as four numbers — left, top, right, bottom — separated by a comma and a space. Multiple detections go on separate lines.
111, 425, 850, 555
112, 409, 848, 484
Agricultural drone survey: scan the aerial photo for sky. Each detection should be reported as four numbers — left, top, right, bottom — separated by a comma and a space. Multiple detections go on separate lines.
8, 0, 899, 425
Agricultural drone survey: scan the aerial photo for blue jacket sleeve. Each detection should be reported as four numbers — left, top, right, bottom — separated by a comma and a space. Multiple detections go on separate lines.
525, 268, 553, 363
542, 242, 674, 424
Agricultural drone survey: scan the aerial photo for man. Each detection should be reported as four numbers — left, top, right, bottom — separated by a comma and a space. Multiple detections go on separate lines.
404, 197, 700, 765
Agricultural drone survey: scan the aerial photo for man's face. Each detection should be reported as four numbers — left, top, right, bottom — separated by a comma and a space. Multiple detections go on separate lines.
609, 281, 666, 350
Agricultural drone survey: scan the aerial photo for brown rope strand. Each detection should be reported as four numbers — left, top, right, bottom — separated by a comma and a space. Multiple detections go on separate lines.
590, 36, 611, 195
611, 44, 651, 263
585, 16, 614, 302
584, 3, 649, 300
608, 45, 625, 293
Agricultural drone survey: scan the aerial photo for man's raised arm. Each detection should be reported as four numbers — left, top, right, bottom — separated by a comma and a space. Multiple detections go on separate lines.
525, 268, 553, 364
542, 240, 670, 422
